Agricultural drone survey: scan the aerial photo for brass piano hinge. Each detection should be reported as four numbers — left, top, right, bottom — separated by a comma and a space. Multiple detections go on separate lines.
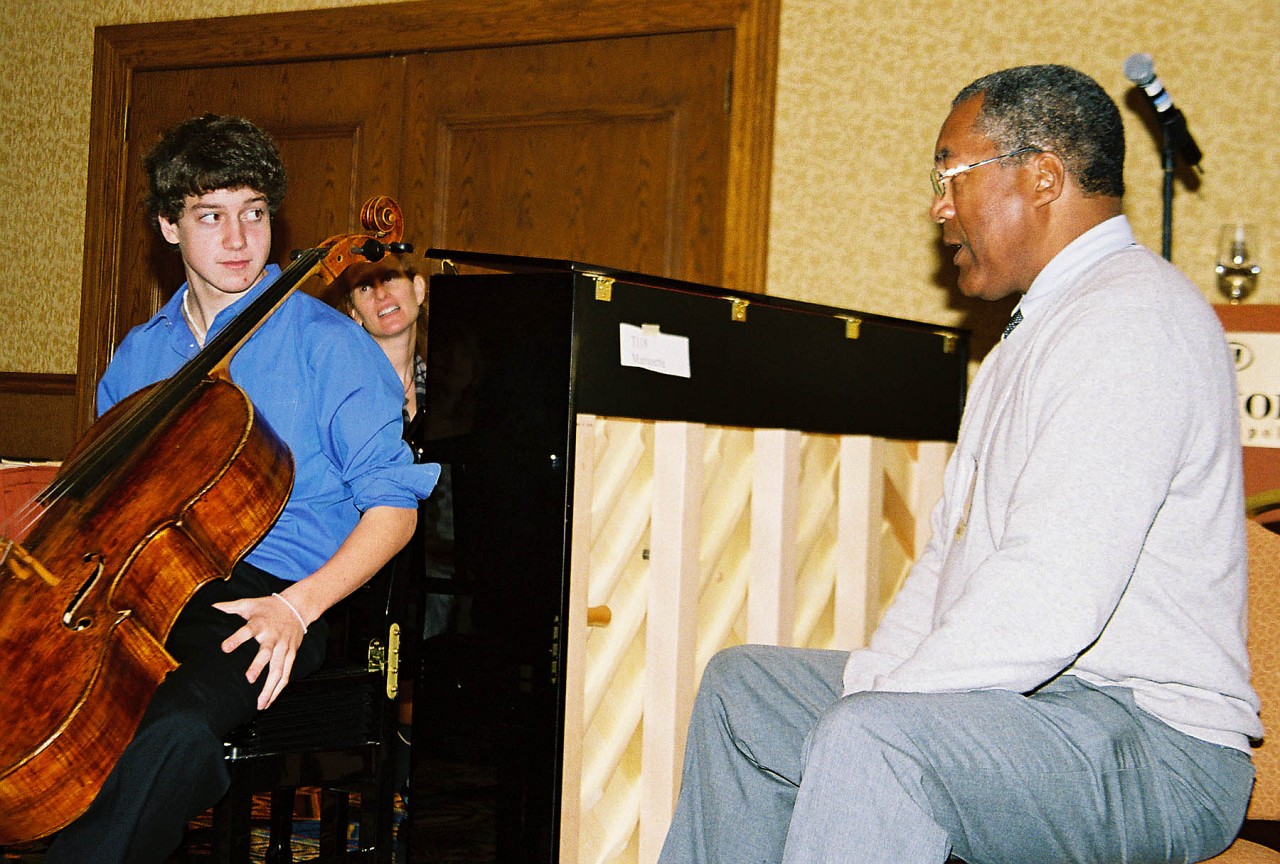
842, 316, 862, 340
730, 297, 749, 322
426, 257, 457, 277
937, 331, 959, 354
549, 614, 561, 685
368, 638, 385, 674
386, 622, 401, 699
593, 276, 614, 301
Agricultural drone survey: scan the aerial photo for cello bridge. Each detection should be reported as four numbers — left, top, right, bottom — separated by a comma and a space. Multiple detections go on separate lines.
3, 541, 59, 586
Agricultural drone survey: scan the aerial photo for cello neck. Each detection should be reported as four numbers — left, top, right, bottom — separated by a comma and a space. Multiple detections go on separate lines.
194, 247, 327, 380
54, 248, 328, 500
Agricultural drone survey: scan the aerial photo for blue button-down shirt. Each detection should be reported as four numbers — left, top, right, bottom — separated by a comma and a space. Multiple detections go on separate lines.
98, 264, 439, 581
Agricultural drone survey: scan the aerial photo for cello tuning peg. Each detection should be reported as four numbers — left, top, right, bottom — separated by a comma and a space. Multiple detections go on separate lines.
389, 242, 414, 255
290, 249, 304, 260
351, 239, 387, 262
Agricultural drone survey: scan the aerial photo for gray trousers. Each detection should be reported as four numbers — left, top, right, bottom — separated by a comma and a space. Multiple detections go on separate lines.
658, 645, 1254, 864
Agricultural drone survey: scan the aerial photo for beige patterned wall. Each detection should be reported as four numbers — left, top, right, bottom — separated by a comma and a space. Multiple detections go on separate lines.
0, 0, 385, 374
1, 0, 1277, 372
771, 0, 1280, 354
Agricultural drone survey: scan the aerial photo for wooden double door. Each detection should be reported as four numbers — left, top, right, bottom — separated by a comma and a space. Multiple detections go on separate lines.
113, 31, 733, 359
77, 1, 781, 435
70, 4, 778, 859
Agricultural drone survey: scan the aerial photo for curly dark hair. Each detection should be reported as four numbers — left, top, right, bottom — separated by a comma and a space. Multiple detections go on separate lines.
953, 65, 1125, 198
143, 114, 287, 236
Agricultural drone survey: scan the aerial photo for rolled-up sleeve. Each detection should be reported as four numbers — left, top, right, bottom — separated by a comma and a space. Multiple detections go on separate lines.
312, 320, 439, 511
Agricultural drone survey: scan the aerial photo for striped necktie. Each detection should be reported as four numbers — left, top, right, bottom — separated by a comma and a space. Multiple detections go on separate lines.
1002, 309, 1023, 339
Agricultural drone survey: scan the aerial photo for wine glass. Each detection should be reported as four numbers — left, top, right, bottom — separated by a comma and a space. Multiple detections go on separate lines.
1216, 222, 1262, 304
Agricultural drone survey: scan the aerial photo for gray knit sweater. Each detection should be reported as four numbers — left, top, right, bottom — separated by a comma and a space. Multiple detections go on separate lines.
843, 217, 1261, 751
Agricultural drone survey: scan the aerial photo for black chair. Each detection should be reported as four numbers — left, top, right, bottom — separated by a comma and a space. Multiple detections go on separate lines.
201, 541, 417, 864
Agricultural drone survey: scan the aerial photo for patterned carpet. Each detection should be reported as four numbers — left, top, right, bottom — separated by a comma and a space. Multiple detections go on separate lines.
404, 756, 498, 863
0, 792, 408, 863
1, 755, 500, 863
180, 791, 409, 861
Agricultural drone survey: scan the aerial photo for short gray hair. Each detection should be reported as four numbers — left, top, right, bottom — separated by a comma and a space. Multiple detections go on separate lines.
954, 65, 1125, 198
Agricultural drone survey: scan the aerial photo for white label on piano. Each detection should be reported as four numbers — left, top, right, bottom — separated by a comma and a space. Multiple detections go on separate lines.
619, 323, 691, 378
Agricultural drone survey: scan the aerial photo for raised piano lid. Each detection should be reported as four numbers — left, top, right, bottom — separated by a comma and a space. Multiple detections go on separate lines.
423, 248, 969, 442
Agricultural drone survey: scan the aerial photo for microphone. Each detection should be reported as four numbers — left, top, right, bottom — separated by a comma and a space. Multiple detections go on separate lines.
1123, 53, 1203, 168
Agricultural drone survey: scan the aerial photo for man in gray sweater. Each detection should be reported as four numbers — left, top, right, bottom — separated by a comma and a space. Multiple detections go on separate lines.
658, 65, 1258, 864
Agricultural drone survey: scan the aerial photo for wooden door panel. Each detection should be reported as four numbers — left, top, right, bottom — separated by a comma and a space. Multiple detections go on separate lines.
403, 31, 734, 284
77, 2, 778, 437
116, 57, 405, 350
272, 129, 393, 306
438, 117, 676, 270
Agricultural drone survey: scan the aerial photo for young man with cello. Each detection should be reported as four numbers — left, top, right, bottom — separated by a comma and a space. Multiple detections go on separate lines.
44, 114, 438, 862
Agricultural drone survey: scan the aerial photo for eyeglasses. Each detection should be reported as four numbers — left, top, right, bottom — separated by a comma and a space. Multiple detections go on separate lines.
930, 147, 1041, 197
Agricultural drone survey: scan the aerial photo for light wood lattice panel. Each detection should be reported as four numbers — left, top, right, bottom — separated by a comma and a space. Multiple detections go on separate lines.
560, 416, 951, 863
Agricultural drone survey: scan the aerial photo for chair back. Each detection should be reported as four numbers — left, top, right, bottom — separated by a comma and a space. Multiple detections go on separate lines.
1246, 516, 1280, 821
0, 462, 59, 542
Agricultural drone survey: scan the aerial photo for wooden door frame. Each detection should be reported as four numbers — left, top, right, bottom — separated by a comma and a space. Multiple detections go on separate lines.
75, 0, 780, 435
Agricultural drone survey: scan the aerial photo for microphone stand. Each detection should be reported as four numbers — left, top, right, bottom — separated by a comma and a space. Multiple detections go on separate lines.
1160, 131, 1175, 261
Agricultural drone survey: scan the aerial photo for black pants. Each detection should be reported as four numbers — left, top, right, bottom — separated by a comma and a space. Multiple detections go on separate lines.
44, 562, 329, 864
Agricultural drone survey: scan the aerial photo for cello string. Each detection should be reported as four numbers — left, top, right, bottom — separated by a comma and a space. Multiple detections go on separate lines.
1, 490, 47, 546
12, 225, 388, 549
1, 245, 309, 544
2, 246, 324, 560
0, 250, 310, 578
2, 246, 336, 560
35, 247, 330, 517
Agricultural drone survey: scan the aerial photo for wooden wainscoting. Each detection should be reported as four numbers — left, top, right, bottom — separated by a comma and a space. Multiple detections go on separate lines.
561, 416, 951, 864
0, 373, 77, 461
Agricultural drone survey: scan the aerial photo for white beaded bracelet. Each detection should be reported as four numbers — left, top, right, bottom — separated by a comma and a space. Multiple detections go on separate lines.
271, 592, 308, 634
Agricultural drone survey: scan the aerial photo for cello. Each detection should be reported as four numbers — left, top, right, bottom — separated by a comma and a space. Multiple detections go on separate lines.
0, 197, 408, 844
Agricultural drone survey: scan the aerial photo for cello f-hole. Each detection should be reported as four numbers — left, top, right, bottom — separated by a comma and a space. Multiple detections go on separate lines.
61, 552, 104, 631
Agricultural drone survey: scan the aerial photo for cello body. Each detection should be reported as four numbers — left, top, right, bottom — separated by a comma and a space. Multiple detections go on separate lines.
0, 378, 292, 843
